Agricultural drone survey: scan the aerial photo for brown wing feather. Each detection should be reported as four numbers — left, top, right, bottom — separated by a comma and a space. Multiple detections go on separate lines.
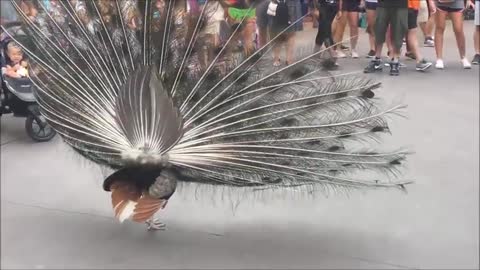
110, 182, 142, 219
131, 195, 167, 222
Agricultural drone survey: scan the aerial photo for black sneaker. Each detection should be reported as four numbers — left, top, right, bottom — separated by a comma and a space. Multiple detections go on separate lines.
390, 62, 400, 76
405, 51, 416, 60
366, 50, 376, 58
472, 54, 480, 65
364, 59, 383, 73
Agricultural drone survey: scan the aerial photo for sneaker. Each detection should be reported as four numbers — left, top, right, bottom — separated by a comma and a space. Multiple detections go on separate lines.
364, 59, 383, 73
366, 50, 376, 58
390, 62, 400, 76
405, 51, 416, 60
415, 59, 432, 71
435, 59, 444, 69
472, 54, 480, 65
351, 50, 359, 59
462, 58, 472, 69
424, 38, 435, 47
336, 50, 347, 58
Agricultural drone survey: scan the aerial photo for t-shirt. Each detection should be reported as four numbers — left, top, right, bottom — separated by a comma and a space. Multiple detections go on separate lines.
408, 0, 420, 9
435, 0, 464, 9
378, 0, 408, 8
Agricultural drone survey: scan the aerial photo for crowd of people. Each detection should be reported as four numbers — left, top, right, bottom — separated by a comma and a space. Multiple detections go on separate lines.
198, 0, 479, 76
1, 0, 479, 79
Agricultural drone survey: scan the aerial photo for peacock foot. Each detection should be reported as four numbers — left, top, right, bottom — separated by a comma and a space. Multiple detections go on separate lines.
145, 218, 166, 231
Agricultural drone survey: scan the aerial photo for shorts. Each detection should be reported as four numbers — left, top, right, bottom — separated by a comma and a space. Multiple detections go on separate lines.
408, 8, 418, 30
437, 6, 464, 13
418, 0, 429, 23
375, 7, 408, 50
365, 1, 377, 10
256, 0, 270, 28
341, 0, 361, 12
475, 0, 480, 26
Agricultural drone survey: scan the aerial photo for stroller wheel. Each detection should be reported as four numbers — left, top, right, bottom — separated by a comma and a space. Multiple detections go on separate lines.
25, 115, 56, 142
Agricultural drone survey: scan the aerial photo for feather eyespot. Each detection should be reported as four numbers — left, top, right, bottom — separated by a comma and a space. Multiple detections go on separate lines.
361, 89, 375, 98
327, 145, 341, 151
371, 126, 386, 132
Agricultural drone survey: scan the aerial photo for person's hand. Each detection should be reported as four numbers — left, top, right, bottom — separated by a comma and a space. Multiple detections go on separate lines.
6, 69, 20, 79
359, 0, 365, 10
467, 0, 474, 9
336, 11, 343, 20
313, 9, 320, 20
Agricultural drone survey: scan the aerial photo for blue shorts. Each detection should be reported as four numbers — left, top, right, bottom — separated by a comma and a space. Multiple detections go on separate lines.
366, 1, 377, 10
341, 0, 361, 12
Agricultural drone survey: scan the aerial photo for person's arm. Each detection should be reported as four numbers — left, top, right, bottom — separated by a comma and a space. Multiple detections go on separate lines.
337, 0, 343, 19
312, 0, 320, 20
5, 65, 20, 78
467, 0, 474, 8
427, 0, 436, 14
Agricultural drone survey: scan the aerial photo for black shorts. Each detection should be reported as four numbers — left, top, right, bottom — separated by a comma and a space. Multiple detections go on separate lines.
341, 0, 361, 12
365, 1, 377, 10
375, 7, 408, 50
408, 8, 418, 30
437, 6, 464, 13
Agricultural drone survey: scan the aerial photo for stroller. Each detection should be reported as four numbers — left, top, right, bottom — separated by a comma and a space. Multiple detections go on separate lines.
1, 22, 56, 142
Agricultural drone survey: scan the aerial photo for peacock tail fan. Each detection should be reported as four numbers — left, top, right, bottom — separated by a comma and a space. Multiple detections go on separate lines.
2, 0, 412, 195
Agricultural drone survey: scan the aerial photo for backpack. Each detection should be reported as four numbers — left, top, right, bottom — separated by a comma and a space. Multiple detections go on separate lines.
271, 0, 290, 27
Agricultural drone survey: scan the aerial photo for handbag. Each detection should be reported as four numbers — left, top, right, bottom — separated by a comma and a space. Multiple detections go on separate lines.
267, 1, 278, 16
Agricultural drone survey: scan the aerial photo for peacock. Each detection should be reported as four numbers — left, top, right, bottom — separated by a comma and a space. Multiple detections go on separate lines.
2, 0, 412, 231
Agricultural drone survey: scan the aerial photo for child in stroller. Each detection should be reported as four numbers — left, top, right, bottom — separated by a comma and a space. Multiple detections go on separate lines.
1, 40, 29, 79
0, 23, 56, 142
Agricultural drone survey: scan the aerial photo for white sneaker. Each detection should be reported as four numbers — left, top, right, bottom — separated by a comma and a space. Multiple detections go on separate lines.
435, 59, 444, 69
336, 50, 347, 58
351, 50, 359, 59
462, 58, 472, 69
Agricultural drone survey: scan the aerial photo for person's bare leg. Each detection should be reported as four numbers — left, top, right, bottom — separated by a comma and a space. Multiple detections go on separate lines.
273, 39, 282, 65
426, 15, 435, 38
408, 27, 422, 62
286, 32, 296, 65
375, 42, 384, 58
258, 27, 268, 48
449, 11, 466, 59
419, 17, 434, 40
419, 21, 428, 36
386, 26, 393, 58
242, 20, 256, 55
434, 10, 447, 60
366, 9, 376, 51
475, 26, 480, 54
347, 11, 359, 53
333, 12, 347, 46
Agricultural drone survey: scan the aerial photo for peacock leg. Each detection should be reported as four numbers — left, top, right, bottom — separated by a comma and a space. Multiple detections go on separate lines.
145, 218, 166, 231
